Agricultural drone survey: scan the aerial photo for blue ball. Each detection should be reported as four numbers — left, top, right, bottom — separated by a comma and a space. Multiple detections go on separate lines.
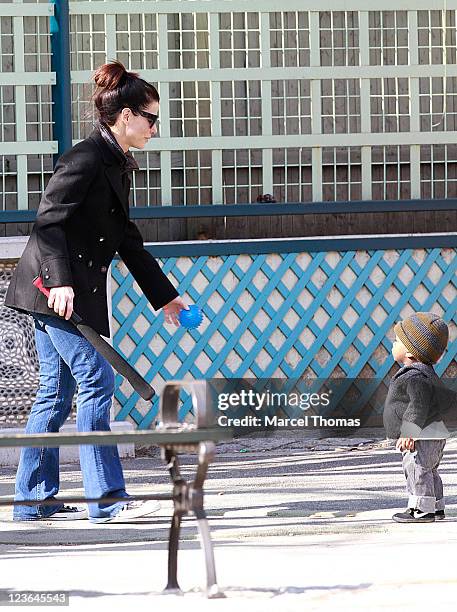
179, 305, 203, 329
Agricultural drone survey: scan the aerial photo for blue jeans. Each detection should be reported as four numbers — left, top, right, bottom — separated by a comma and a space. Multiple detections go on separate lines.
14, 313, 129, 520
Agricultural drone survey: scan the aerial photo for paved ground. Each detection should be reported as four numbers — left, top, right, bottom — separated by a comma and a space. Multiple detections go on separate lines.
0, 432, 456, 610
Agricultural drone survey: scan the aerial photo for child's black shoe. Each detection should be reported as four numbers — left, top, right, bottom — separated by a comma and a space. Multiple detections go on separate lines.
435, 510, 445, 520
392, 508, 435, 523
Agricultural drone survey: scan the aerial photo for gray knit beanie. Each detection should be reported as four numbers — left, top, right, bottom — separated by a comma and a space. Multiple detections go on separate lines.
394, 312, 449, 365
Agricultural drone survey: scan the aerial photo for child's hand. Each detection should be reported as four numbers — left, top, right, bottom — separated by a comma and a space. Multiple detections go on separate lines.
396, 437, 415, 452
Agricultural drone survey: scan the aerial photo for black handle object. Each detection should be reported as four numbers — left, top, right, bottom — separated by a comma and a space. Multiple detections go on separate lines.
33, 276, 155, 401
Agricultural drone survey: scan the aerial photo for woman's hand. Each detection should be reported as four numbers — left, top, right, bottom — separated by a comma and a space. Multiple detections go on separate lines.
48, 286, 74, 320
396, 437, 415, 452
163, 296, 188, 326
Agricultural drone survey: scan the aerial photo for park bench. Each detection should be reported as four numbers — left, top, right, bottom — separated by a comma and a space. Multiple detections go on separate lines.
0, 380, 232, 598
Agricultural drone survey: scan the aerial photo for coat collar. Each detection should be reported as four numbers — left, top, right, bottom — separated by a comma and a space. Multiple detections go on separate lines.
88, 128, 130, 217
393, 362, 437, 381
97, 121, 140, 172
88, 127, 124, 167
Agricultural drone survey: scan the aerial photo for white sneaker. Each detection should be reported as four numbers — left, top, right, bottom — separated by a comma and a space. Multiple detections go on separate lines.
47, 505, 88, 520
90, 500, 161, 524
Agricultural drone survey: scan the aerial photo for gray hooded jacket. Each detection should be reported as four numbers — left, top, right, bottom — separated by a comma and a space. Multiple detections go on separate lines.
383, 362, 456, 439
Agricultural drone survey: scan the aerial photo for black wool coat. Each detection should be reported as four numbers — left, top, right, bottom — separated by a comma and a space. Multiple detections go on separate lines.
5, 128, 179, 337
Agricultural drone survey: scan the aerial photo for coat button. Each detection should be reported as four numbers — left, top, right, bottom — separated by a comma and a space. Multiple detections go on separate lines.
44, 275, 50, 280
44, 267, 49, 272
100, 266, 107, 273
77, 253, 83, 259
110, 207, 116, 214
99, 237, 105, 242
92, 287, 98, 294
87, 260, 93, 268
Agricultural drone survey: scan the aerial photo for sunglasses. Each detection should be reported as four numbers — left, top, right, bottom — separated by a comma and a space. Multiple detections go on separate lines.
138, 110, 159, 128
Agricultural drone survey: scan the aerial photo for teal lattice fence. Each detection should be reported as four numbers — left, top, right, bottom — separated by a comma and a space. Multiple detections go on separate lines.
111, 245, 457, 427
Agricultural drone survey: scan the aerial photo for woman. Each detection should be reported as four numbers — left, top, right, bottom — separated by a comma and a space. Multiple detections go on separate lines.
5, 61, 187, 523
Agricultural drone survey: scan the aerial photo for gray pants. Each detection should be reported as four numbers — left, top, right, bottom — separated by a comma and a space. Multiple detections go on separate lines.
402, 439, 446, 513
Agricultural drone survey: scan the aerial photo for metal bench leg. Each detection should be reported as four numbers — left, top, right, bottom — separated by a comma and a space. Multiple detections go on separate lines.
192, 442, 225, 599
195, 508, 224, 599
165, 509, 184, 594
163, 449, 186, 595
163, 443, 225, 597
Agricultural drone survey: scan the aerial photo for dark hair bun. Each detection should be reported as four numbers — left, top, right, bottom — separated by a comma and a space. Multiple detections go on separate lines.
93, 60, 138, 90
91, 60, 159, 125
